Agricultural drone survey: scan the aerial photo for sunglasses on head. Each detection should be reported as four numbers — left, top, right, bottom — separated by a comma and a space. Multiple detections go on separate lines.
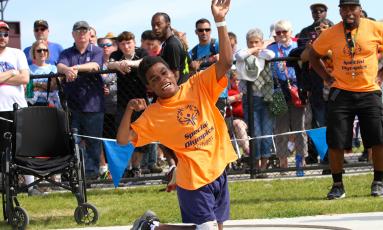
0, 32, 9, 37
36, 48, 48, 53
314, 25, 329, 32
34, 27, 47, 32
99, 43, 113, 48
197, 28, 211, 33
275, 30, 289, 36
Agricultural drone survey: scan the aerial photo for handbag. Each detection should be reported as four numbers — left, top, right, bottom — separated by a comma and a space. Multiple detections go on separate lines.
268, 87, 288, 116
288, 80, 303, 108
268, 72, 288, 116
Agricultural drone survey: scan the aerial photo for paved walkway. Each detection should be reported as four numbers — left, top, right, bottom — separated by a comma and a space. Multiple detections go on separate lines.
61, 212, 383, 230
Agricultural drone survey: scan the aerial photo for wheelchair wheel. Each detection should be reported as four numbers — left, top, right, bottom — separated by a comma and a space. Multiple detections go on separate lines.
74, 203, 98, 225
11, 206, 29, 229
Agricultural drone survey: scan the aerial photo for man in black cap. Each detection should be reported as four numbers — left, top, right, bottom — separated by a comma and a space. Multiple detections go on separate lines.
309, 0, 383, 199
23, 19, 63, 65
57, 20, 104, 180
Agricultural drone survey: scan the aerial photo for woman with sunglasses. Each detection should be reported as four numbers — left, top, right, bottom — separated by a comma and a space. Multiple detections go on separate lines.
26, 39, 61, 108
267, 20, 307, 175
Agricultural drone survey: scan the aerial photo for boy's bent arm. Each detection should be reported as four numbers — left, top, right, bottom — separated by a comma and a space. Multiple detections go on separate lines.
212, 0, 233, 81
116, 99, 147, 145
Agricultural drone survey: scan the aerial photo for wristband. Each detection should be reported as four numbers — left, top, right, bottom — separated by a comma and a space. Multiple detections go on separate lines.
215, 21, 226, 28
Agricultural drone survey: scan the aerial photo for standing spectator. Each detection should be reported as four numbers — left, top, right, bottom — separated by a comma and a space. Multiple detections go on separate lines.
0, 21, 29, 166
57, 21, 104, 180
151, 12, 187, 85
106, 31, 159, 176
26, 40, 61, 108
298, 3, 333, 165
141, 30, 161, 57
268, 20, 307, 172
298, 3, 329, 46
89, 27, 97, 45
23, 20, 63, 65
236, 28, 275, 175
228, 31, 237, 57
190, 18, 228, 116
97, 32, 118, 179
309, 0, 383, 199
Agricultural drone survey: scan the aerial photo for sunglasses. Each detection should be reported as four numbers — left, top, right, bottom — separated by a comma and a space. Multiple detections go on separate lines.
34, 28, 47, 32
99, 43, 113, 48
0, 32, 9, 37
314, 25, 329, 32
36, 48, 48, 53
275, 30, 289, 36
346, 32, 355, 49
74, 28, 89, 34
311, 9, 326, 14
197, 28, 211, 33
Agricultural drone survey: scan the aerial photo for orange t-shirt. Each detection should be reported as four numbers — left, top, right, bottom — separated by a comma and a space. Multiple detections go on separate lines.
313, 18, 383, 92
131, 65, 238, 190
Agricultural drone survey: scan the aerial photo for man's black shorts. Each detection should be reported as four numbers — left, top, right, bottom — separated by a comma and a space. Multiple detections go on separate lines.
327, 88, 383, 149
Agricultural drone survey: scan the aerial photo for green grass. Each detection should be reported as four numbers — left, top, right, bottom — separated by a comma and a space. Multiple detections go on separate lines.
1, 174, 383, 229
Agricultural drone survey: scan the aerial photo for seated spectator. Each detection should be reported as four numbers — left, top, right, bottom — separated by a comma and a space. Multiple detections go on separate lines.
226, 69, 249, 156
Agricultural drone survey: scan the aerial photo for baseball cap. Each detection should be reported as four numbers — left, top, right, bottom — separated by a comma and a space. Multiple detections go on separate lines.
0, 21, 10, 31
339, 0, 361, 7
310, 3, 328, 11
72, 21, 90, 31
34, 20, 48, 29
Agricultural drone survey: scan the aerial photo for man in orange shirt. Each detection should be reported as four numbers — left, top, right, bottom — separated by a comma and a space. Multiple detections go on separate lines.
309, 0, 383, 200
117, 1, 237, 229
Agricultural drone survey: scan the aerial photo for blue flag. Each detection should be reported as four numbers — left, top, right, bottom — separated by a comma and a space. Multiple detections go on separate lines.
103, 140, 135, 187
307, 127, 328, 160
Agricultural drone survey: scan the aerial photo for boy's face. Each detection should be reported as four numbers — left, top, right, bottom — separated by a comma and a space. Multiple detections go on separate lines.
146, 62, 179, 99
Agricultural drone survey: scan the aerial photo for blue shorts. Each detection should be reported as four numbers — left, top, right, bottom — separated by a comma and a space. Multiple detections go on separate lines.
176, 171, 230, 225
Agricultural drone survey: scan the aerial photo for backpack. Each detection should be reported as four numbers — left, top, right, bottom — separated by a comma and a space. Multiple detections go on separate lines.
190, 38, 217, 61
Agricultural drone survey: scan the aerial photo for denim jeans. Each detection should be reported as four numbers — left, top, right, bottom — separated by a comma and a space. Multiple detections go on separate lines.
71, 111, 104, 177
243, 95, 274, 160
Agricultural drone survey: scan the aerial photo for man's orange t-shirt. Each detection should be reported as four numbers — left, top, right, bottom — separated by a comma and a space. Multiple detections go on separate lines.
313, 18, 383, 92
131, 65, 238, 190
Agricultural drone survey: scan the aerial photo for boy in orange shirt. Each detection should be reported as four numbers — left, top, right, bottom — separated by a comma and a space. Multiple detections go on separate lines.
117, 1, 237, 229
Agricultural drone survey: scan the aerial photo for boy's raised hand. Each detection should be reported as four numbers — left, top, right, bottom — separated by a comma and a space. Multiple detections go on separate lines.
127, 98, 147, 112
211, 0, 231, 22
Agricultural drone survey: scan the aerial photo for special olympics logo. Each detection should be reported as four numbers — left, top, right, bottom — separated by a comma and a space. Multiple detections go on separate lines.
177, 105, 199, 126
342, 43, 362, 57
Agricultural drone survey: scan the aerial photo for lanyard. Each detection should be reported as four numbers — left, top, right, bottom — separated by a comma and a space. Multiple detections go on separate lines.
343, 25, 359, 79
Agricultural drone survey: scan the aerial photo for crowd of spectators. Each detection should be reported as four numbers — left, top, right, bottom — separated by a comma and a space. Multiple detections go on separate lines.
1, 1, 383, 193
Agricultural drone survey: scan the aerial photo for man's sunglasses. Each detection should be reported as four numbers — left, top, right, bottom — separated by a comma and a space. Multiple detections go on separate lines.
275, 30, 288, 36
99, 43, 113, 48
311, 9, 326, 14
36, 48, 48, 53
34, 28, 47, 32
197, 28, 211, 33
0, 32, 9, 37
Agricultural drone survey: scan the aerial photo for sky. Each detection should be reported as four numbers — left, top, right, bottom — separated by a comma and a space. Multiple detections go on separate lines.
3, 0, 382, 51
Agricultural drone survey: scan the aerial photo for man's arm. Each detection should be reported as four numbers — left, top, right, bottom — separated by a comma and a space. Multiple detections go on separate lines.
308, 46, 334, 85
212, 0, 233, 81
0, 69, 29, 85
116, 98, 147, 146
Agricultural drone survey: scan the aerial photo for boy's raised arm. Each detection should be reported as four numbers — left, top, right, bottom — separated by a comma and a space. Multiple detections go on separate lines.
212, 0, 233, 80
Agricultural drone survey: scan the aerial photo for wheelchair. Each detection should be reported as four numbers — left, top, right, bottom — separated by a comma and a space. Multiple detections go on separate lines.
1, 104, 98, 229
